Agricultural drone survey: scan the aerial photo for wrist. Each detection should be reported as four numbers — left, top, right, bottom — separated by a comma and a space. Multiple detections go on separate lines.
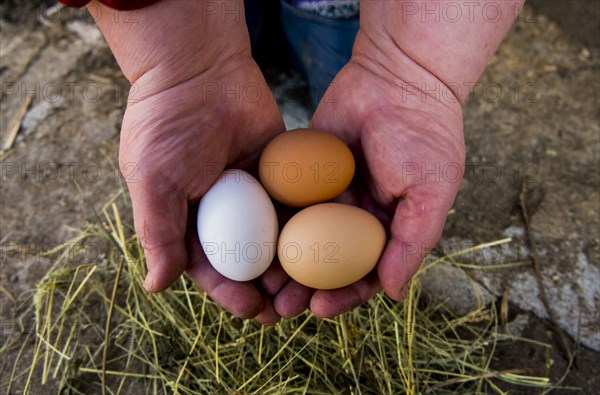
358, 0, 524, 103
350, 30, 464, 121
90, 0, 251, 93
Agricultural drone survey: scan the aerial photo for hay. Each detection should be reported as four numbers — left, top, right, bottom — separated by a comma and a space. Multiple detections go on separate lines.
1, 193, 553, 394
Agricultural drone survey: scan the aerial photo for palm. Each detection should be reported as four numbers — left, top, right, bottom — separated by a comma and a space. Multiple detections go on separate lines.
120, 57, 286, 323
274, 61, 465, 317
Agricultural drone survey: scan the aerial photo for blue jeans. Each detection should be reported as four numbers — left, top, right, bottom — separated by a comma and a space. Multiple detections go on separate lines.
245, 0, 359, 109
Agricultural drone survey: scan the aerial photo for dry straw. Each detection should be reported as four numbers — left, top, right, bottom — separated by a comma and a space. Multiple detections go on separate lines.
2, 193, 553, 394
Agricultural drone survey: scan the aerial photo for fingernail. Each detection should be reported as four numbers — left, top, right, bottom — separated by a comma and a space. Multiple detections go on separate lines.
143, 274, 155, 292
399, 286, 408, 300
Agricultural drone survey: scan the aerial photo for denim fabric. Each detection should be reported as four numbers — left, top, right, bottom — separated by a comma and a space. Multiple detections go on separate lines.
279, 0, 359, 108
244, 0, 359, 109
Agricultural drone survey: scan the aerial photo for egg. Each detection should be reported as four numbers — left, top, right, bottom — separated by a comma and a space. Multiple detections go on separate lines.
277, 203, 386, 289
259, 128, 355, 207
197, 169, 278, 281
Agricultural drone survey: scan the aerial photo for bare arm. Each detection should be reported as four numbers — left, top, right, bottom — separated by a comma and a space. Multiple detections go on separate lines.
357, 0, 525, 102
90, 0, 251, 98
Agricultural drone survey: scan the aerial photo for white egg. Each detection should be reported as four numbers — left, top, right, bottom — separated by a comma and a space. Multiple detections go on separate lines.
197, 169, 278, 281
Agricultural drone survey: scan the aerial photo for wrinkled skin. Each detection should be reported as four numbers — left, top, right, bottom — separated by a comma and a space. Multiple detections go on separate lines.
274, 31, 465, 318
120, 53, 289, 324
100, 1, 473, 324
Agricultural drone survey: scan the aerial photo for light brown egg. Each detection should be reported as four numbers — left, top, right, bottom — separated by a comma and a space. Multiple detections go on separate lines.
259, 129, 355, 207
277, 203, 386, 290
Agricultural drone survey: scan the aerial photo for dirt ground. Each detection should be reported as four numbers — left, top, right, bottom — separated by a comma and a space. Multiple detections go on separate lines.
1, 1, 599, 393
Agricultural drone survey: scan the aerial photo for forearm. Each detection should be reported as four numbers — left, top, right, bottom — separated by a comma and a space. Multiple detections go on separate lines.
357, 0, 525, 102
88, 0, 250, 96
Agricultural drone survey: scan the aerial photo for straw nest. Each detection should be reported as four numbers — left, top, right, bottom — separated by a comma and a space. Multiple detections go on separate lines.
1, 193, 552, 394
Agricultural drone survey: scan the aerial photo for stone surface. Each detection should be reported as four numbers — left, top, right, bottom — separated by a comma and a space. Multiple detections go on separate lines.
270, 71, 311, 130
441, 11, 600, 351
418, 262, 492, 316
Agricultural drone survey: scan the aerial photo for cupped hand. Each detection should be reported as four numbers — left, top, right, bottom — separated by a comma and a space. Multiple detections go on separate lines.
90, 1, 290, 324
119, 49, 287, 325
273, 31, 466, 318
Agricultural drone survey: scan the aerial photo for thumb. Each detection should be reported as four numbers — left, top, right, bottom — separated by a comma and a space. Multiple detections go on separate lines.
128, 174, 189, 293
378, 184, 455, 300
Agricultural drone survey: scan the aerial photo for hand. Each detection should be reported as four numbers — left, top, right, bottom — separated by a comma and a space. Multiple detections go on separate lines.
92, 1, 287, 324
122, 56, 289, 324
273, 30, 466, 318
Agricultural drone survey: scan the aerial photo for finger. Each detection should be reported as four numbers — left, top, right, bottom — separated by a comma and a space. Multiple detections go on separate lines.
310, 271, 381, 318
273, 280, 315, 318
185, 226, 263, 319
378, 184, 454, 300
186, 257, 264, 319
128, 177, 189, 293
254, 296, 281, 326
256, 259, 288, 296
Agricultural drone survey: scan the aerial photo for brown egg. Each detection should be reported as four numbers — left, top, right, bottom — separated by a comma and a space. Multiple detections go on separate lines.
277, 203, 386, 290
259, 129, 355, 207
